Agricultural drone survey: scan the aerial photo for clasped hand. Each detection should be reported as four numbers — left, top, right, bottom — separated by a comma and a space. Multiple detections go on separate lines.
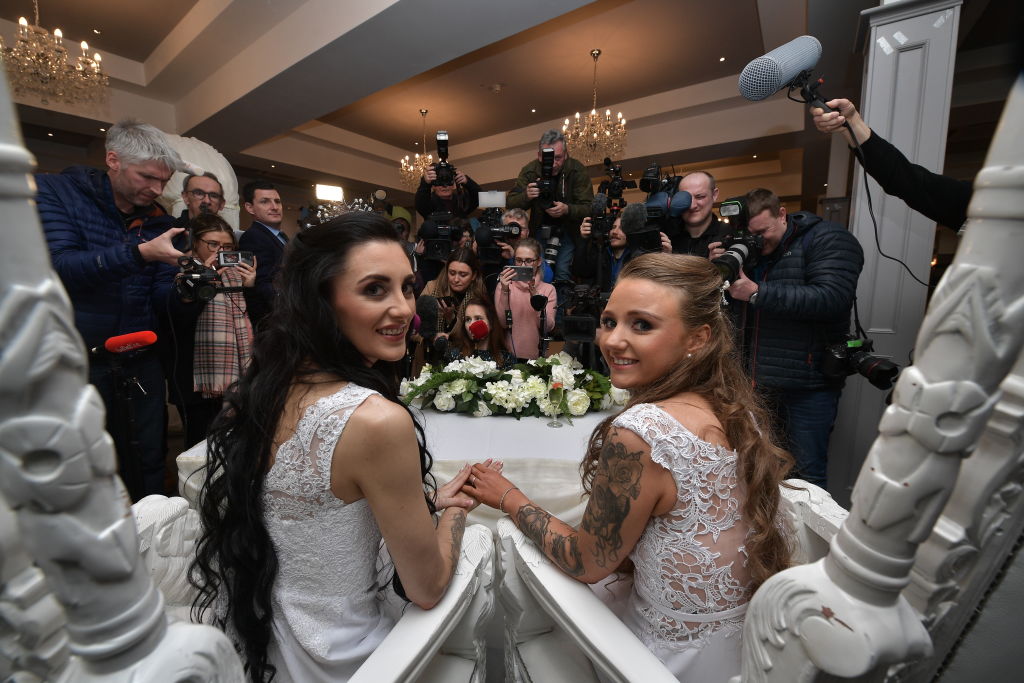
436, 459, 503, 511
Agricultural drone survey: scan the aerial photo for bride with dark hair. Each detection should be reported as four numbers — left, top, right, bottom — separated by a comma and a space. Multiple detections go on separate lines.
190, 212, 481, 682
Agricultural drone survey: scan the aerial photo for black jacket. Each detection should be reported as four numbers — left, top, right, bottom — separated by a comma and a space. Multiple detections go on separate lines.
572, 240, 636, 292
731, 212, 864, 391
239, 222, 286, 329
670, 216, 730, 257
414, 176, 482, 220
856, 132, 971, 230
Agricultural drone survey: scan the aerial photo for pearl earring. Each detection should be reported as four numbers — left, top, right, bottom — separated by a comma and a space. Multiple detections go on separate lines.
686, 353, 693, 358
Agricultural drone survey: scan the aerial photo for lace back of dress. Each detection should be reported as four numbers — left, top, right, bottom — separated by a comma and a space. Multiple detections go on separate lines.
614, 403, 752, 646
264, 384, 374, 520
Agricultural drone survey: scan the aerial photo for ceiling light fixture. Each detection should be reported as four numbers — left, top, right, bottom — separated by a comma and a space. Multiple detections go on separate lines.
561, 49, 627, 165
399, 108, 434, 190
0, 0, 109, 106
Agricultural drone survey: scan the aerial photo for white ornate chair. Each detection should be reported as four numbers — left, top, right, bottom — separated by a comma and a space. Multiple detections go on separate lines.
496, 480, 848, 682
131, 495, 496, 682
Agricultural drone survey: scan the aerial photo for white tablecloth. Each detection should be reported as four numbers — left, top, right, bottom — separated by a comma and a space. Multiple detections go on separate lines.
177, 410, 607, 528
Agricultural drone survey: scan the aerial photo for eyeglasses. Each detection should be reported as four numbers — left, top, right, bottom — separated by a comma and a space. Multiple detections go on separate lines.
513, 257, 537, 266
200, 239, 233, 251
188, 188, 225, 202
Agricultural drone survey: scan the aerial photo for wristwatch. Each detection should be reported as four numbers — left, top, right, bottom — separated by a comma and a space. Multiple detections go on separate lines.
748, 291, 759, 306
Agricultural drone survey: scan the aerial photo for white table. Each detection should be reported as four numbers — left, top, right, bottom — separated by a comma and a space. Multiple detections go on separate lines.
177, 410, 607, 528
422, 410, 606, 528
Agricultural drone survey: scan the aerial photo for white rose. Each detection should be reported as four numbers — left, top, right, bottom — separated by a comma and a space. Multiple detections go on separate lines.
554, 351, 581, 370
551, 364, 575, 389
599, 392, 615, 410
472, 401, 493, 418
610, 386, 630, 405
433, 392, 456, 412
566, 389, 591, 416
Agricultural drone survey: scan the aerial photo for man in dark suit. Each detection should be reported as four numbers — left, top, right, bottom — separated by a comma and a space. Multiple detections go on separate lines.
239, 180, 286, 328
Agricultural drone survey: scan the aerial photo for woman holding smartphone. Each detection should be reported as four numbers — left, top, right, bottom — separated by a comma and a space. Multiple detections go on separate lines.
494, 237, 557, 360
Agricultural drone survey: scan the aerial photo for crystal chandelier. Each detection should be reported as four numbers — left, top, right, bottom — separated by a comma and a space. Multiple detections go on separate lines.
398, 108, 435, 190
0, 0, 109, 106
562, 49, 627, 165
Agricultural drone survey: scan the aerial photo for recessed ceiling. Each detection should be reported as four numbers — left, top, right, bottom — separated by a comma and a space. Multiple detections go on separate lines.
1, 0, 199, 62
318, 0, 765, 148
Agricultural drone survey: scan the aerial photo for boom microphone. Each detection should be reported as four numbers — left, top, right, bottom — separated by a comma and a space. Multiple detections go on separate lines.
618, 202, 649, 235
93, 330, 158, 355
591, 192, 609, 215
739, 35, 822, 101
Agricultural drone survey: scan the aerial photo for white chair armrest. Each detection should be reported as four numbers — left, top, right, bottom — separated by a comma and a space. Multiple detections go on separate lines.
497, 517, 677, 683
351, 523, 494, 683
779, 479, 849, 565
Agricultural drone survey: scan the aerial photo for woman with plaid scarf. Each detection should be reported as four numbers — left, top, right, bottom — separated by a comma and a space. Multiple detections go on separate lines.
156, 213, 255, 446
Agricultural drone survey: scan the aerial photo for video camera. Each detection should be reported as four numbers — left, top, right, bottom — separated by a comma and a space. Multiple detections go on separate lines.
598, 157, 636, 215
636, 160, 689, 241
821, 336, 900, 390
418, 211, 460, 262
711, 196, 763, 283
561, 284, 608, 343
432, 131, 456, 187
474, 208, 522, 265
175, 255, 242, 302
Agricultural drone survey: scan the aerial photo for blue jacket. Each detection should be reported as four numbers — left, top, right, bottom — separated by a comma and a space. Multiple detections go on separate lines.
37, 166, 176, 350
732, 212, 864, 391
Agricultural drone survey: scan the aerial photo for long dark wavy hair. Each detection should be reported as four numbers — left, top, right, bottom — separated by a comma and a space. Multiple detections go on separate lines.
189, 212, 436, 682
583, 254, 793, 591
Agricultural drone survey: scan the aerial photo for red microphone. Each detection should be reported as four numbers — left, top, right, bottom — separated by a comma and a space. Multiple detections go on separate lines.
468, 320, 489, 341
95, 331, 158, 355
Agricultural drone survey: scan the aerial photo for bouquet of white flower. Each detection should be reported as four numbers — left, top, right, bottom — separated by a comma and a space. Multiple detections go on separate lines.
400, 352, 629, 420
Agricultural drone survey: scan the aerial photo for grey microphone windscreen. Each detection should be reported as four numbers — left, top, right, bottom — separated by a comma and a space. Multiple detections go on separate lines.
738, 35, 822, 101
618, 202, 648, 235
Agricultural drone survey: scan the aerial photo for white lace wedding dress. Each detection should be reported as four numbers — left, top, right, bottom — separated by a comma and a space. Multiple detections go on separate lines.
262, 383, 394, 682
613, 403, 753, 681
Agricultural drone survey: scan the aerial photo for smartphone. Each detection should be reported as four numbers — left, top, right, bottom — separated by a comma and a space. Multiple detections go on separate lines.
217, 251, 254, 267
510, 265, 534, 282
438, 296, 456, 307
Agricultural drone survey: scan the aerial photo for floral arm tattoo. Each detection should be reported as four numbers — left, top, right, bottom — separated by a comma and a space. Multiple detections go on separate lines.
579, 428, 644, 568
515, 428, 643, 576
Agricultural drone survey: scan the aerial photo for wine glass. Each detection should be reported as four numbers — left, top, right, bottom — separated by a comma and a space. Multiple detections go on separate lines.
547, 382, 565, 428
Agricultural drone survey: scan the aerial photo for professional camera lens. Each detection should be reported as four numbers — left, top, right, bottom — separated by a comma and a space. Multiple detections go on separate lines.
852, 351, 899, 390
711, 244, 751, 283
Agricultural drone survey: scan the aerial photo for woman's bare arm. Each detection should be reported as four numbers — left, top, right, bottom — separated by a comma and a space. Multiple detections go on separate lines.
333, 396, 466, 608
467, 426, 672, 583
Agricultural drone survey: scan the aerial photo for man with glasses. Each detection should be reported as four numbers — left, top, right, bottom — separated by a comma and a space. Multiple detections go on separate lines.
179, 171, 226, 224
239, 180, 286, 328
